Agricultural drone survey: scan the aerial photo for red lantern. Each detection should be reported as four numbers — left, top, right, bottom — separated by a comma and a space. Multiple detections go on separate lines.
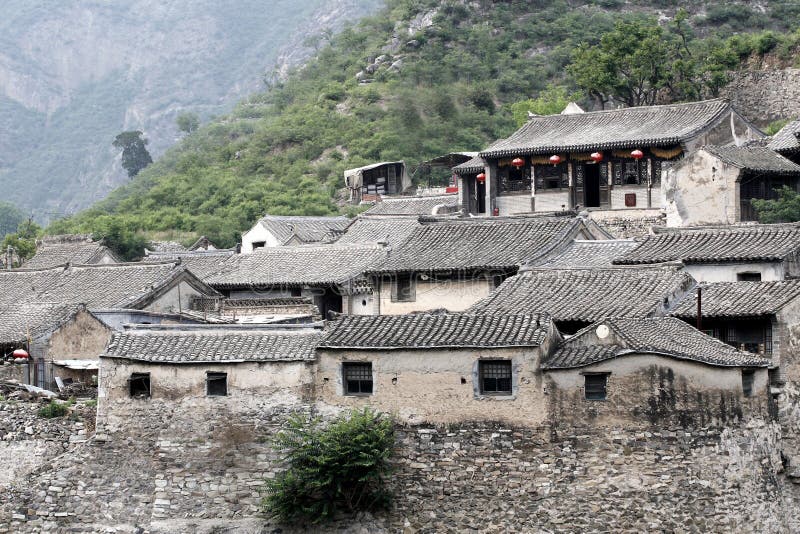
590, 152, 603, 163
511, 157, 525, 168
12, 349, 28, 359
476, 172, 486, 184
630, 149, 644, 160
549, 154, 562, 166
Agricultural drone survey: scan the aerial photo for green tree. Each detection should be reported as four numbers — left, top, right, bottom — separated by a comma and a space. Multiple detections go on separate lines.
90, 216, 147, 261
0, 201, 27, 239
2, 218, 42, 263
752, 186, 800, 223
262, 409, 394, 524
113, 131, 153, 178
176, 112, 200, 134
509, 86, 583, 126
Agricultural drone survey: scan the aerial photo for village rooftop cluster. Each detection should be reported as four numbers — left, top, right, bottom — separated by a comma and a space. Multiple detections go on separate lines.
2, 98, 800, 430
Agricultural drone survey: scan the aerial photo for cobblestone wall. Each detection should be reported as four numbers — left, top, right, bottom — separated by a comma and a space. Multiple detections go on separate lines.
1, 394, 798, 533
722, 68, 800, 124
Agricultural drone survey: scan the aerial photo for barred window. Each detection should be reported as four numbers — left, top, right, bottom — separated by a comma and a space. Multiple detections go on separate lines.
343, 362, 373, 395
479, 360, 512, 395
206, 372, 228, 397
584, 373, 609, 400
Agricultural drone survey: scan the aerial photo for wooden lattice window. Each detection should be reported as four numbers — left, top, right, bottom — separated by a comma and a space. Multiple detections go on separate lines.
343, 362, 373, 395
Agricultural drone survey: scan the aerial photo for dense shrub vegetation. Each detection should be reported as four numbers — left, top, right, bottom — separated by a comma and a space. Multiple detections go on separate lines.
262, 409, 394, 523
48, 1, 800, 252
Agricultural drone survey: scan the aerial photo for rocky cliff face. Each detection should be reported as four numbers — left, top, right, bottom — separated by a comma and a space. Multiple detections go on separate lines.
0, 0, 381, 221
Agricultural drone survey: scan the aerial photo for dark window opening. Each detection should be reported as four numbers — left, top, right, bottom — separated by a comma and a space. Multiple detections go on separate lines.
742, 370, 755, 397
584, 373, 608, 400
129, 373, 151, 398
207, 372, 228, 396
499, 159, 531, 193
737, 272, 762, 282
534, 163, 567, 190
584, 164, 601, 208
344, 362, 373, 395
479, 360, 512, 395
252, 241, 266, 250
290, 287, 302, 297
392, 275, 416, 302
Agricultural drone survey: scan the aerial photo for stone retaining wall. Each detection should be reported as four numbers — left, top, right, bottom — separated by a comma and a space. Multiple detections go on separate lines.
722, 68, 800, 124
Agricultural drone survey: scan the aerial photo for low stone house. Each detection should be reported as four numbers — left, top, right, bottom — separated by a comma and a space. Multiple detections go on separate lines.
24, 234, 120, 269
670, 279, 800, 385
612, 223, 800, 282
316, 313, 560, 426
665, 145, 800, 225
543, 317, 771, 427
468, 99, 762, 217
240, 214, 350, 253
469, 265, 695, 334
207, 243, 388, 317
367, 214, 612, 315
97, 324, 323, 435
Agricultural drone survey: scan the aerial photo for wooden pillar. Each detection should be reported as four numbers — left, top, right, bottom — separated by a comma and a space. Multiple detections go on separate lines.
647, 158, 653, 208
567, 162, 574, 210
530, 164, 536, 212
486, 160, 498, 215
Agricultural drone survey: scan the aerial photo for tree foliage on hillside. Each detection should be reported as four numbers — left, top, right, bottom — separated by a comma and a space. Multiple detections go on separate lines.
50, 0, 800, 247
0, 201, 27, 239
1, 218, 42, 262
113, 131, 153, 178
753, 186, 800, 223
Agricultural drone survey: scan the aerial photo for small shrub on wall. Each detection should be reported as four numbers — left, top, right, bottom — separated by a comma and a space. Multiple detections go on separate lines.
262, 408, 394, 524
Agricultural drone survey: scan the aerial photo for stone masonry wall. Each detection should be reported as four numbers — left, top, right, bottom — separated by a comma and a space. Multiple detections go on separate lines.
721, 68, 800, 124
2, 397, 799, 533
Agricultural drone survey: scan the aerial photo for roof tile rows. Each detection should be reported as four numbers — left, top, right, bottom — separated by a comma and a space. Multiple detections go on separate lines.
334, 217, 421, 247
481, 99, 732, 158
613, 224, 800, 265
703, 145, 800, 174
452, 155, 486, 175
469, 266, 693, 322
207, 244, 388, 289
671, 279, 800, 318
320, 313, 550, 349
102, 326, 323, 363
371, 216, 599, 274
545, 317, 770, 369
143, 250, 237, 280
768, 118, 800, 154
24, 235, 119, 269
529, 239, 638, 269
255, 215, 350, 245
365, 195, 459, 216
0, 303, 83, 344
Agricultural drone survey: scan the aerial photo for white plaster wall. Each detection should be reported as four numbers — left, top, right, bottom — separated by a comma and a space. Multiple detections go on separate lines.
143, 281, 206, 314
685, 262, 784, 283
610, 185, 651, 209
547, 354, 768, 395
377, 278, 492, 315
316, 347, 548, 425
347, 292, 376, 315
240, 223, 280, 254
534, 190, 570, 212
665, 151, 740, 227
96, 252, 117, 264
496, 194, 531, 215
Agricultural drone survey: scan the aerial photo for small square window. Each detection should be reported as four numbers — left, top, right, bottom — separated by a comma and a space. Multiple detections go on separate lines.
737, 272, 762, 282
343, 362, 373, 395
252, 241, 266, 250
584, 373, 608, 400
207, 372, 228, 397
742, 369, 755, 397
479, 360, 512, 395
129, 373, 151, 398
392, 275, 416, 302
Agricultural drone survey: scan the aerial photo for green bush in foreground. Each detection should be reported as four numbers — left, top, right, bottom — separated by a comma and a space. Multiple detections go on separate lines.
262, 408, 394, 524
38, 401, 69, 419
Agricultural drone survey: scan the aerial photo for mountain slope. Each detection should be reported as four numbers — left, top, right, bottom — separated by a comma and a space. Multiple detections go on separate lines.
0, 0, 382, 221
49, 0, 800, 253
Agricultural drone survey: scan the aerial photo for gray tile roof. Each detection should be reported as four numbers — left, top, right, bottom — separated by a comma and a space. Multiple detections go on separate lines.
469, 266, 694, 322
24, 235, 119, 269
452, 155, 486, 175
529, 239, 638, 269
102, 325, 323, 363
334, 217, 421, 247
703, 145, 800, 174
768, 119, 800, 154
319, 313, 551, 349
371, 215, 600, 274
143, 250, 237, 280
365, 195, 459, 216
544, 317, 769, 369
207, 244, 388, 289
147, 241, 188, 253
0, 303, 83, 344
481, 99, 732, 158
255, 215, 350, 245
670, 280, 800, 318
613, 224, 800, 265
0, 262, 217, 309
